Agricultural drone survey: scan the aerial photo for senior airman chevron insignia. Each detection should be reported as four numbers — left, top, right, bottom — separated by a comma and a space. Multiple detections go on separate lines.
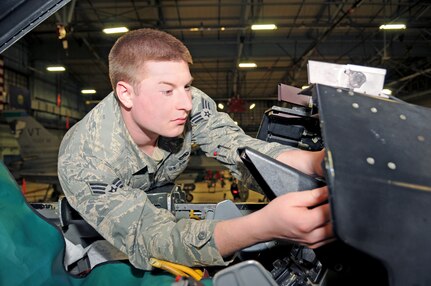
191, 98, 213, 124
88, 178, 124, 195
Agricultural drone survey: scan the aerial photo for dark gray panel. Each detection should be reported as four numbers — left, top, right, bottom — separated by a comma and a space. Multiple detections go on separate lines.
0, 0, 71, 54
317, 84, 431, 286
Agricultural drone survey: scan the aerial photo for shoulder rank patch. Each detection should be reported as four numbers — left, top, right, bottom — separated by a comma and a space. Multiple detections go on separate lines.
191, 98, 213, 124
88, 178, 124, 195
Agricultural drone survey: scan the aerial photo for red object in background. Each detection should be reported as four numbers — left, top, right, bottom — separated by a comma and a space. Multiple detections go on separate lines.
227, 97, 246, 113
205, 170, 213, 180
56, 93, 61, 107
21, 178, 27, 194
66, 116, 70, 129
214, 171, 221, 180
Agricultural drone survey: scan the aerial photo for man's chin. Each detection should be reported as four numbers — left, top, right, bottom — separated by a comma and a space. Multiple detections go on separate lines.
163, 127, 185, 138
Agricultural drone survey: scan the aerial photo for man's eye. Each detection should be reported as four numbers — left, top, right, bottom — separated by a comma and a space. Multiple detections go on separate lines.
161, 90, 173, 95
185, 85, 192, 91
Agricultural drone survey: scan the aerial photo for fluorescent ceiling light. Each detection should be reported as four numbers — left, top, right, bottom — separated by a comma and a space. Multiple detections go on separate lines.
190, 26, 226, 32
217, 103, 224, 110
251, 24, 277, 30
238, 62, 257, 68
103, 27, 129, 34
46, 66, 65, 72
249, 103, 256, 110
379, 24, 406, 30
81, 89, 97, 94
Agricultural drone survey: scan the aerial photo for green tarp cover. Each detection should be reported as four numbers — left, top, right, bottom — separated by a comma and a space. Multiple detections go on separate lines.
0, 163, 212, 285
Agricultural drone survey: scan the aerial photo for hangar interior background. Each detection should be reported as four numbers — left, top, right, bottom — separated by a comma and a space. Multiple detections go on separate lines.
0, 2, 430, 283
1, 0, 430, 134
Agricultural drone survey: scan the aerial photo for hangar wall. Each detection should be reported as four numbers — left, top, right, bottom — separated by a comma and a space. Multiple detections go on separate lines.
1, 42, 84, 130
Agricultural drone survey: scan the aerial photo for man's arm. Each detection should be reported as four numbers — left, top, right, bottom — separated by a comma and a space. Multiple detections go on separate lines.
58, 153, 229, 270
214, 148, 332, 256
191, 88, 333, 256
214, 186, 333, 257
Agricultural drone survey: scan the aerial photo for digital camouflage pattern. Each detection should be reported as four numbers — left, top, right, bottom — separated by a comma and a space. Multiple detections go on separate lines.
58, 87, 293, 270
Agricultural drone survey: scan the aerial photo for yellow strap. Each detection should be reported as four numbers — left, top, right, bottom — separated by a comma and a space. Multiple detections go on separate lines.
150, 258, 203, 281
189, 210, 201, 220
149, 258, 188, 278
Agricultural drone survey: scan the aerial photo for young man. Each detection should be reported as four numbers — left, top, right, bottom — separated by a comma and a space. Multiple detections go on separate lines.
58, 28, 333, 270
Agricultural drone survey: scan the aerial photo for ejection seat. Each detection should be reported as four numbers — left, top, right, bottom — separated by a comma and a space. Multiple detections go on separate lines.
0, 162, 190, 286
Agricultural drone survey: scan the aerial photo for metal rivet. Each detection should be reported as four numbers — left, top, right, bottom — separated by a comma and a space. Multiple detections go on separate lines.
352, 103, 359, 109
370, 107, 377, 113
366, 157, 375, 165
348, 91, 354, 96
337, 88, 342, 93
418, 135, 425, 142
387, 162, 396, 170
400, 114, 407, 120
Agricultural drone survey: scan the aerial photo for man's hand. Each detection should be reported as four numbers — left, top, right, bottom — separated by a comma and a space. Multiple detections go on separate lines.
257, 186, 333, 248
214, 186, 334, 257
214, 148, 332, 256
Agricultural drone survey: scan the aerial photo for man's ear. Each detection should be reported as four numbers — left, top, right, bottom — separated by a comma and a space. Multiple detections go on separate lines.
115, 81, 134, 109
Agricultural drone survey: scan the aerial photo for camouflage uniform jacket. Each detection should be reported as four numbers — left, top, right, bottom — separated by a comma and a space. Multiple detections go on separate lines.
58, 87, 293, 270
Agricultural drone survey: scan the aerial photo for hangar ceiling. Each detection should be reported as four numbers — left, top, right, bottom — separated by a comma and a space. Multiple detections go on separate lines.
21, 0, 431, 126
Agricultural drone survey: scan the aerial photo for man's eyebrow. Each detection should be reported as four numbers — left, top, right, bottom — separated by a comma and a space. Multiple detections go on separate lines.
158, 81, 175, 87
158, 78, 194, 86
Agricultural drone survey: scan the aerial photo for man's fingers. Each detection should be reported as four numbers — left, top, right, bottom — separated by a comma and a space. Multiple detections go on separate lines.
308, 237, 337, 249
285, 186, 329, 207
308, 203, 332, 229
297, 222, 334, 249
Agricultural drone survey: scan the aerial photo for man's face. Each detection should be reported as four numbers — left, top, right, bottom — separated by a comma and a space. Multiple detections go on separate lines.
129, 60, 193, 139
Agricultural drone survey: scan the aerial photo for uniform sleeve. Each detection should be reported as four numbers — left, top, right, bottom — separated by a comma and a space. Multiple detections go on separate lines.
58, 143, 229, 270
190, 87, 295, 187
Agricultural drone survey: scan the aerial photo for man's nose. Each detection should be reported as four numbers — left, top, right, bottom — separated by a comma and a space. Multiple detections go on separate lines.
178, 89, 192, 111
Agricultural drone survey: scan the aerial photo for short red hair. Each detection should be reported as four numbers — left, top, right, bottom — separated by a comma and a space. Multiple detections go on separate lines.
108, 28, 193, 90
